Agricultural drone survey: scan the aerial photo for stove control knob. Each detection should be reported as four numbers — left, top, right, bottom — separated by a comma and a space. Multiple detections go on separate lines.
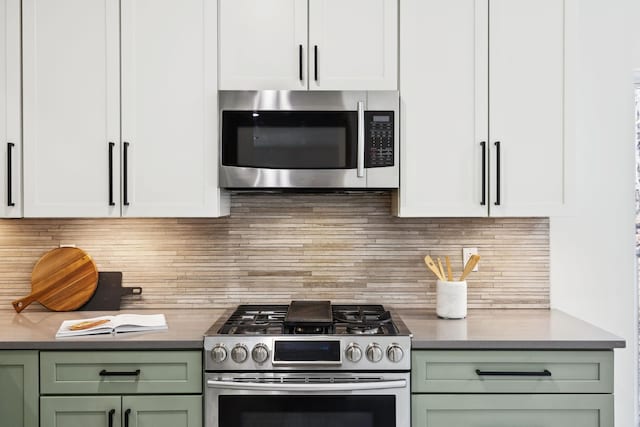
211, 344, 227, 363
386, 344, 404, 363
252, 343, 270, 364
231, 344, 249, 363
345, 343, 363, 362
366, 343, 383, 363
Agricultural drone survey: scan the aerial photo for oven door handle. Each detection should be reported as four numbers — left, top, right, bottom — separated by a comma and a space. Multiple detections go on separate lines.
207, 379, 407, 392
357, 101, 365, 178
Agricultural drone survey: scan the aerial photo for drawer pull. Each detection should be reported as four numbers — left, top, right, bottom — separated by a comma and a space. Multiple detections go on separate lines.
99, 369, 141, 377
108, 409, 115, 427
475, 369, 551, 377
125, 408, 131, 427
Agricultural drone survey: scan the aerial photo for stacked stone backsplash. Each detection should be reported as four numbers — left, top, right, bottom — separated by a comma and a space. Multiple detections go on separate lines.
0, 192, 549, 310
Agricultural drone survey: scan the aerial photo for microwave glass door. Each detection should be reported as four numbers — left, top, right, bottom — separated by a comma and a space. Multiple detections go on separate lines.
222, 111, 358, 169
218, 395, 396, 427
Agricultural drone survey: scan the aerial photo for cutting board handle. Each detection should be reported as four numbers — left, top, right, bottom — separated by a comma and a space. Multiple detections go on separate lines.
12, 294, 39, 313
120, 287, 142, 296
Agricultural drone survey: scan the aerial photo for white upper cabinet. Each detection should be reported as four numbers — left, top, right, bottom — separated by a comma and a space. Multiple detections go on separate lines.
397, 0, 568, 217
488, 0, 566, 217
121, 0, 227, 217
0, 0, 21, 218
218, 0, 307, 90
22, 0, 121, 218
309, 0, 397, 91
218, 0, 398, 91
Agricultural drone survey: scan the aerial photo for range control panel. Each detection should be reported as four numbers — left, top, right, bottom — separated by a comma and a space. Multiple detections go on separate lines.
365, 111, 395, 168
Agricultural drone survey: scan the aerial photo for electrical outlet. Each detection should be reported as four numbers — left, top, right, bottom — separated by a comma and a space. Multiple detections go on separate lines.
462, 248, 479, 272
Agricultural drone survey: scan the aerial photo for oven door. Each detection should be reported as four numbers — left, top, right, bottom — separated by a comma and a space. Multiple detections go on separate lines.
205, 372, 410, 427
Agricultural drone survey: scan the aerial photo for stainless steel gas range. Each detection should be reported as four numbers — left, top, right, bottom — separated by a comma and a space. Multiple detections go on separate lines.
204, 301, 412, 427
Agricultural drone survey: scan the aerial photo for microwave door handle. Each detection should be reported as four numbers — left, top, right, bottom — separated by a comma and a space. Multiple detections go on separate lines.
357, 101, 365, 178
207, 379, 407, 392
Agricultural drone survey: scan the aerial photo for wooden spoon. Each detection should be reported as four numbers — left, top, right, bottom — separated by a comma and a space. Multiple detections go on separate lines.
459, 254, 481, 281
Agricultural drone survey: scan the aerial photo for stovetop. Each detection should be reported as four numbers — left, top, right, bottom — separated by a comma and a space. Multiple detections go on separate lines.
204, 302, 411, 371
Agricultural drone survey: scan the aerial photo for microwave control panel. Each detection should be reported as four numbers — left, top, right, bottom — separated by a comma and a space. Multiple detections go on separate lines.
365, 111, 394, 168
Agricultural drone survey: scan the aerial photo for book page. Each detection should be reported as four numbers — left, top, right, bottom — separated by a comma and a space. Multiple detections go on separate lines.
111, 314, 167, 329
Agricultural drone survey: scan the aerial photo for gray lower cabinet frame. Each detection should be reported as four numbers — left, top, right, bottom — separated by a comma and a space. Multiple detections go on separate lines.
412, 394, 614, 427
0, 350, 39, 427
411, 350, 615, 427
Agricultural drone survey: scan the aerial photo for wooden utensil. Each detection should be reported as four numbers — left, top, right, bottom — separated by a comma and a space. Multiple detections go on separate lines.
424, 255, 444, 281
437, 257, 446, 280
445, 256, 453, 281
69, 319, 110, 331
459, 254, 481, 281
12, 247, 99, 313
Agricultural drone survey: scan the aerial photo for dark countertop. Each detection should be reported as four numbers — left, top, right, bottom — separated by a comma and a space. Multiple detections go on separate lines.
0, 308, 625, 351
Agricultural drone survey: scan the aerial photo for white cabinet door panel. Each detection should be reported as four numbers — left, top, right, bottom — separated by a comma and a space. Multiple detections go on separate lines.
309, 0, 397, 91
489, 0, 565, 216
218, 0, 308, 90
0, 0, 21, 217
121, 0, 226, 217
398, 0, 488, 217
23, 0, 120, 217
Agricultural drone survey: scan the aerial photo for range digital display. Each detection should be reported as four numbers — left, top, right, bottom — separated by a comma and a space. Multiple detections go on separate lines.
273, 341, 341, 363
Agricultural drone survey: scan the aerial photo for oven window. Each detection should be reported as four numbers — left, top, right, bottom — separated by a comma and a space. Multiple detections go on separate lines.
219, 395, 395, 427
222, 111, 358, 169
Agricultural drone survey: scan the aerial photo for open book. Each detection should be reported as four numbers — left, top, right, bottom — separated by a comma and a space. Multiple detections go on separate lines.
56, 314, 168, 338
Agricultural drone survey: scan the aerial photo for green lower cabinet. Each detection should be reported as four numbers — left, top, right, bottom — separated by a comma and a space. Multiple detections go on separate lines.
0, 350, 39, 427
41, 395, 202, 427
412, 394, 614, 427
123, 395, 202, 427
41, 395, 122, 427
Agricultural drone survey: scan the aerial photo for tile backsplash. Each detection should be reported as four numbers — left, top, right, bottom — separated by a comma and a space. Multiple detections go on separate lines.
0, 192, 549, 310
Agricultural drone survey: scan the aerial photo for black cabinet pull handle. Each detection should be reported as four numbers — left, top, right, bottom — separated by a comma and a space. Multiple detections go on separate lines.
480, 141, 486, 206
108, 142, 115, 206
99, 369, 141, 377
314, 45, 318, 81
7, 142, 14, 207
108, 409, 115, 427
123, 142, 130, 206
299, 44, 303, 81
475, 369, 551, 377
494, 141, 501, 206
124, 408, 131, 427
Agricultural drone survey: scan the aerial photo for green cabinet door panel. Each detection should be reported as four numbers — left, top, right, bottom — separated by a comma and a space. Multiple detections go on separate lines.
412, 350, 613, 393
41, 396, 122, 427
123, 395, 202, 427
0, 350, 39, 427
40, 350, 202, 395
412, 394, 613, 427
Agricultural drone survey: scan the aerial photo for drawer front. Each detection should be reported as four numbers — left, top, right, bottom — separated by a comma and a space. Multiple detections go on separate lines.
412, 350, 612, 393
41, 351, 202, 395
412, 394, 613, 427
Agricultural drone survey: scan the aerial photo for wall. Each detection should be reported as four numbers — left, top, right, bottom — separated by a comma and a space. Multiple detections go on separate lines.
0, 192, 549, 310
550, 1, 639, 426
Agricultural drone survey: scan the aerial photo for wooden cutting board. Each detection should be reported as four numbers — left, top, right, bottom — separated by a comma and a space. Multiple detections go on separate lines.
12, 247, 99, 313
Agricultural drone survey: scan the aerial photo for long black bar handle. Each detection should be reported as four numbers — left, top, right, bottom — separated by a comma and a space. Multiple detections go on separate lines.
476, 369, 551, 377
314, 45, 318, 81
299, 44, 303, 82
99, 369, 141, 377
124, 409, 131, 427
108, 142, 115, 206
494, 141, 501, 206
7, 142, 14, 207
480, 141, 486, 206
123, 142, 130, 206
108, 409, 115, 427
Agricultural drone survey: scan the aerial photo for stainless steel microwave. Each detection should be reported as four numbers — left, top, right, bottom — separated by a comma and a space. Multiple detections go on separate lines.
219, 91, 399, 188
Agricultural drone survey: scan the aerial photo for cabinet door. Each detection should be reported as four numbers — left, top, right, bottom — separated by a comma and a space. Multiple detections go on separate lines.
412, 394, 613, 427
397, 0, 488, 217
123, 395, 202, 427
0, 0, 21, 217
309, 0, 397, 91
218, 0, 308, 90
121, 0, 228, 217
0, 351, 38, 427
22, 0, 121, 218
41, 396, 121, 427
489, 0, 566, 216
